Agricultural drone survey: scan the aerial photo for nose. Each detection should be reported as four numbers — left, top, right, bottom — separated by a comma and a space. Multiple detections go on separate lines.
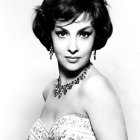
67, 37, 79, 54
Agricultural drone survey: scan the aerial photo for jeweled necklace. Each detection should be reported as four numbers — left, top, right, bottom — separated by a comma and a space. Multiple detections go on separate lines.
53, 62, 92, 99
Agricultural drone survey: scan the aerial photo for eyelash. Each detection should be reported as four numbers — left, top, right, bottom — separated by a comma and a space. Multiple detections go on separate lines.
55, 31, 92, 38
79, 32, 92, 38
55, 31, 68, 38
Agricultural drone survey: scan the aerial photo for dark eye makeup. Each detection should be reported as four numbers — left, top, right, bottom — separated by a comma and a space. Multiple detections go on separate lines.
55, 31, 68, 37
79, 31, 93, 38
54, 26, 94, 38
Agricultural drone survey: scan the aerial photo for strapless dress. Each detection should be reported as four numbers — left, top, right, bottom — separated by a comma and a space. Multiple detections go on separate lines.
27, 113, 96, 140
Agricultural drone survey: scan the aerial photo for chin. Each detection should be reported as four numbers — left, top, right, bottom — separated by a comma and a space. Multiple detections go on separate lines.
66, 64, 81, 72
58, 57, 91, 71
64, 61, 89, 72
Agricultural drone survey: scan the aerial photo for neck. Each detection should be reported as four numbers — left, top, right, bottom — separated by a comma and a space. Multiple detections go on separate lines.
58, 61, 91, 85
53, 61, 92, 98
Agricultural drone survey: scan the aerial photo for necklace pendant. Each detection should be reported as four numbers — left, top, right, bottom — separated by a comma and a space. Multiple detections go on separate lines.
58, 91, 62, 98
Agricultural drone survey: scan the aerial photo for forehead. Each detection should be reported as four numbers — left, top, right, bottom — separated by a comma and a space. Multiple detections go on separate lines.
54, 13, 93, 29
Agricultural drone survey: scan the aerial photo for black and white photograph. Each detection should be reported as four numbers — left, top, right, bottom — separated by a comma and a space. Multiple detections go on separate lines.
0, 0, 140, 140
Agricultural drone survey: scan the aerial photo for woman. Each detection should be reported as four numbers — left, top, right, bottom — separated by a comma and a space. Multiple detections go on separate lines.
28, 0, 128, 139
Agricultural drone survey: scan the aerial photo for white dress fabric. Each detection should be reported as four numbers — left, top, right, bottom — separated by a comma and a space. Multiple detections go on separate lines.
27, 113, 96, 140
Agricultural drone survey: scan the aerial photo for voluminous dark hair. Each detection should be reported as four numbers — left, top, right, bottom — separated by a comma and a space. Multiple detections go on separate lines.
32, 0, 113, 51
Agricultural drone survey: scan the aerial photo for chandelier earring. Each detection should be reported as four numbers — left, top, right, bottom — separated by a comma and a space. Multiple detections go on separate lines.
49, 46, 54, 59
93, 49, 96, 60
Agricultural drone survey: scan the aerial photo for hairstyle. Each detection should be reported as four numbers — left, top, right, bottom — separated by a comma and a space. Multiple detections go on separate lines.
32, 0, 113, 51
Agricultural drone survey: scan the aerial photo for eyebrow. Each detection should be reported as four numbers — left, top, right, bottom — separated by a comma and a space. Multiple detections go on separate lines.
55, 26, 93, 33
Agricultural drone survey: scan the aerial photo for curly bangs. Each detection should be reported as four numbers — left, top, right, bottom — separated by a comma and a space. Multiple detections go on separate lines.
32, 0, 113, 51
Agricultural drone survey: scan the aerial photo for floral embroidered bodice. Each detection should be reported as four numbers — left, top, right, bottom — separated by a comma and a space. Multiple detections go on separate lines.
27, 113, 96, 140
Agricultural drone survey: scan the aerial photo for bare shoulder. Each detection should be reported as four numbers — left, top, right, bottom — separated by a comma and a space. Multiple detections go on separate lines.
80, 69, 128, 140
81, 70, 117, 101
43, 79, 57, 102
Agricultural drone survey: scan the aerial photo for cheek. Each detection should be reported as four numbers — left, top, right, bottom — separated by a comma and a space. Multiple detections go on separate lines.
51, 33, 65, 52
79, 38, 94, 53
52, 39, 67, 55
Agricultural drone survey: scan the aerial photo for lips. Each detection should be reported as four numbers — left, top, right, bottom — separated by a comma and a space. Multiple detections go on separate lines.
65, 56, 81, 63
65, 56, 80, 59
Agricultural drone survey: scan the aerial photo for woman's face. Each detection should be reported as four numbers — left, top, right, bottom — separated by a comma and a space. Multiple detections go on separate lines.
51, 13, 95, 71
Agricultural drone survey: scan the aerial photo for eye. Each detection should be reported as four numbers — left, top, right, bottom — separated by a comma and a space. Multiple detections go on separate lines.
79, 31, 92, 38
55, 31, 68, 38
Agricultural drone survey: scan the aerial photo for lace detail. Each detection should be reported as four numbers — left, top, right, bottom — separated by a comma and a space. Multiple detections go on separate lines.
27, 113, 96, 140
27, 119, 48, 140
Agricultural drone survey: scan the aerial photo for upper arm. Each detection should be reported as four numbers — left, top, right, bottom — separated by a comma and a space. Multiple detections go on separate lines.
81, 75, 128, 140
